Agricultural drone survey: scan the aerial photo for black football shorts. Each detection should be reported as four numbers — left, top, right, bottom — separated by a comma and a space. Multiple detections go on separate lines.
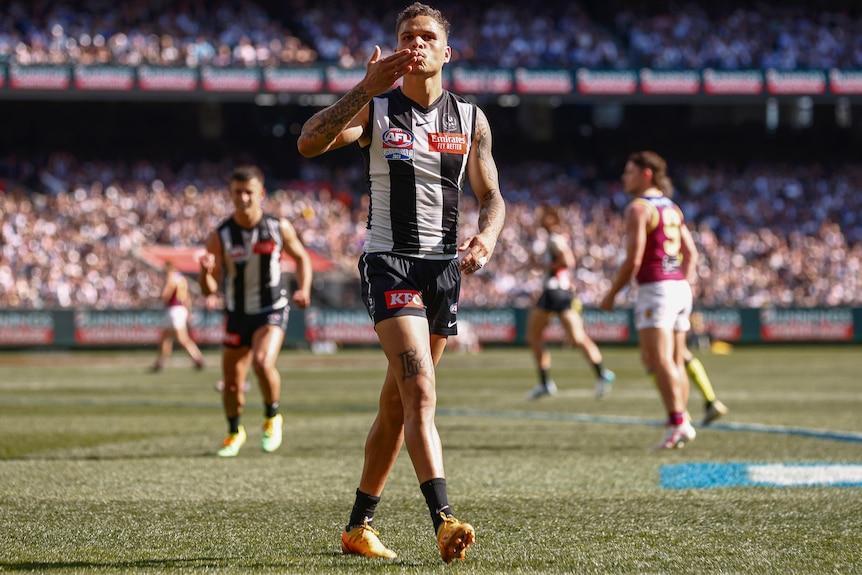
358, 253, 461, 336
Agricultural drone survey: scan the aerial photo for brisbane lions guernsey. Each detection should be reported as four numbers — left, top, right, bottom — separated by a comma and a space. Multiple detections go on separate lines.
361, 87, 476, 259
634, 195, 687, 285
217, 214, 288, 314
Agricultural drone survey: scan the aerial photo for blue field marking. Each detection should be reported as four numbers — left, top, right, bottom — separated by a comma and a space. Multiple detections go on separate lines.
661, 462, 862, 489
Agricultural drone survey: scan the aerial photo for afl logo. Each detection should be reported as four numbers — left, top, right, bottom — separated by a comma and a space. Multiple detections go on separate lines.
382, 128, 414, 161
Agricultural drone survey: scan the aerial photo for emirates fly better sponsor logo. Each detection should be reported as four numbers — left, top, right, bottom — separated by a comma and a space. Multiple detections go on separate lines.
428, 133, 467, 154
253, 239, 276, 254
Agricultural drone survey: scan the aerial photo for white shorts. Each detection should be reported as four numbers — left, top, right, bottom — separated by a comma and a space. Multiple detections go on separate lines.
634, 280, 692, 332
165, 305, 189, 330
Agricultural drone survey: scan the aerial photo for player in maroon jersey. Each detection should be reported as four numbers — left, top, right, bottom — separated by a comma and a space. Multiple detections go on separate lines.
601, 150, 698, 449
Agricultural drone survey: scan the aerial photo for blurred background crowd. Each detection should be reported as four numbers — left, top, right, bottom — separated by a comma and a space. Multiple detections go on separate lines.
1, 0, 860, 312
2, 153, 859, 310
2, 0, 862, 70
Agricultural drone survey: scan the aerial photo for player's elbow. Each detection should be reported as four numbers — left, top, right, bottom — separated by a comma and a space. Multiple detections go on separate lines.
296, 137, 322, 159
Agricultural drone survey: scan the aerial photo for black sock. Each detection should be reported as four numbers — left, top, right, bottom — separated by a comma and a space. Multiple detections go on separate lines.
228, 416, 240, 434
540, 369, 549, 386
347, 489, 380, 531
420, 478, 452, 533
592, 363, 604, 378
265, 402, 279, 419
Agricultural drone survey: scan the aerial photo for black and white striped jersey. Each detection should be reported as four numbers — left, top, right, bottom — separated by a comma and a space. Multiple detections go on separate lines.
361, 87, 476, 259
217, 214, 288, 314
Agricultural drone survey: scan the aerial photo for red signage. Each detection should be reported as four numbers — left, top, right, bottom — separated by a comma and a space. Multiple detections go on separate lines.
0, 312, 54, 345
702, 69, 764, 95
451, 68, 513, 94
639, 70, 701, 95
760, 309, 853, 341
304, 308, 377, 344
765, 70, 826, 95
699, 309, 742, 342
325, 67, 366, 93
9, 65, 70, 90
263, 68, 325, 92
459, 310, 517, 343
73, 66, 135, 90
138, 67, 198, 91
829, 69, 862, 95
583, 310, 631, 342
73, 310, 161, 345
514, 68, 572, 94
576, 69, 637, 95
201, 67, 260, 92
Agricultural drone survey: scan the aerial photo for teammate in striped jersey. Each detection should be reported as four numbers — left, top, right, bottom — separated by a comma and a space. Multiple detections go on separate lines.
199, 165, 312, 457
298, 2, 505, 563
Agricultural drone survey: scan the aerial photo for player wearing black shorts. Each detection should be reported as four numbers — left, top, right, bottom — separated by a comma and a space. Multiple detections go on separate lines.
526, 206, 615, 400
298, 3, 506, 563
199, 165, 312, 457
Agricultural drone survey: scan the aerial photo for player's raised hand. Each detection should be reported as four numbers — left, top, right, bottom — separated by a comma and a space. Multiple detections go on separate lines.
199, 252, 215, 275
360, 45, 418, 96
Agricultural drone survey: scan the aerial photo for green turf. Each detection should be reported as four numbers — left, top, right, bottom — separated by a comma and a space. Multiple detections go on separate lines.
1, 346, 860, 574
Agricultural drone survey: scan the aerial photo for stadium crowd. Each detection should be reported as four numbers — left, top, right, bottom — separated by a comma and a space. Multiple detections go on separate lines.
3, 0, 862, 70
2, 153, 859, 311
3, 1, 860, 312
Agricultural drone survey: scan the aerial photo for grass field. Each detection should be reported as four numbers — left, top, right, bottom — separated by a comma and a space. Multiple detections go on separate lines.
1, 345, 860, 574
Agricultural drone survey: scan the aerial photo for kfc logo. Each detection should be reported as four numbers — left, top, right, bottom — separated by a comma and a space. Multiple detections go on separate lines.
385, 290, 424, 309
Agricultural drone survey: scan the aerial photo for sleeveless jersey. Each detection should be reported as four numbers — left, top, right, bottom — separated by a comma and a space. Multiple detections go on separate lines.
542, 232, 573, 291
361, 87, 476, 259
634, 195, 686, 285
216, 214, 287, 314
166, 272, 184, 307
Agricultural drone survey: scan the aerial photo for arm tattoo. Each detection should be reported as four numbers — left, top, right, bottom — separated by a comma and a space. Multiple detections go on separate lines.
474, 111, 505, 237
475, 113, 499, 192
478, 190, 505, 236
300, 86, 370, 143
399, 348, 431, 379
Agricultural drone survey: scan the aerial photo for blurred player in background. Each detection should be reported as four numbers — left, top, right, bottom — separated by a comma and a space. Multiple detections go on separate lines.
151, 260, 205, 372
526, 205, 615, 400
601, 150, 698, 449
199, 165, 312, 457
297, 2, 504, 563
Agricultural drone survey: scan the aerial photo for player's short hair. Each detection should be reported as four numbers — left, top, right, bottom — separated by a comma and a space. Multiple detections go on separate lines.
231, 165, 264, 185
627, 150, 674, 197
396, 2, 450, 39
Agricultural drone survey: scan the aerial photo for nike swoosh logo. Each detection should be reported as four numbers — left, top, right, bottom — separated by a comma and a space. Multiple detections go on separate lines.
448, 321, 457, 327
416, 119, 434, 127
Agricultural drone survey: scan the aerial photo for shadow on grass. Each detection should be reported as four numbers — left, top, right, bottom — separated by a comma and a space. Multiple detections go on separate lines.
3, 450, 231, 461
1, 558, 227, 571
2, 554, 426, 571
